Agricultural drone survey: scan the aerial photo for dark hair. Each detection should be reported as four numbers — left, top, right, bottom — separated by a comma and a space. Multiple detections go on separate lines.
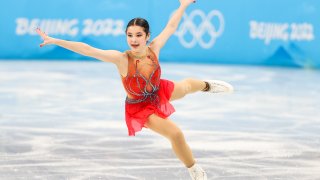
125, 18, 150, 35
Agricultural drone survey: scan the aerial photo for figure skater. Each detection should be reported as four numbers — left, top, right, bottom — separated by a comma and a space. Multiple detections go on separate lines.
36, 0, 233, 179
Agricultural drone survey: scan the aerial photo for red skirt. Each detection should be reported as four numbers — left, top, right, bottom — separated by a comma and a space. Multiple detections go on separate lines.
125, 79, 175, 136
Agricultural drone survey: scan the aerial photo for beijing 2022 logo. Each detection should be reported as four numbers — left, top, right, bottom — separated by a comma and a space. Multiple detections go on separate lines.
174, 10, 225, 49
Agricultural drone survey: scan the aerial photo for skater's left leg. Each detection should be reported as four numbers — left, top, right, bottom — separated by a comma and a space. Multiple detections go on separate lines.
170, 78, 234, 102
170, 78, 206, 101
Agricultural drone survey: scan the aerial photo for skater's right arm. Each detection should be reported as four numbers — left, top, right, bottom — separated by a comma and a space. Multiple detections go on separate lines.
36, 28, 123, 64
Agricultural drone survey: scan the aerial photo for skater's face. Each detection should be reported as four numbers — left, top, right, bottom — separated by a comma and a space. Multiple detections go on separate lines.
126, 25, 150, 52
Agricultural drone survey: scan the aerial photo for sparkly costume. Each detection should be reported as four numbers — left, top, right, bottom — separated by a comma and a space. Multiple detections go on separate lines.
121, 47, 175, 136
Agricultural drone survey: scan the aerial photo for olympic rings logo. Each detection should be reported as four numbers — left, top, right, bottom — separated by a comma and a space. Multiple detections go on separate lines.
174, 10, 225, 49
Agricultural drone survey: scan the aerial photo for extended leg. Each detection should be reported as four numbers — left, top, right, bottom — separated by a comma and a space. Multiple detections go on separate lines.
170, 78, 234, 102
170, 78, 206, 101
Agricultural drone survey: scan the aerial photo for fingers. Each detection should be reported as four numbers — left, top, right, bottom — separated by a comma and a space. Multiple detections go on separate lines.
35, 27, 42, 36
36, 28, 49, 47
182, 0, 196, 6
36, 27, 47, 40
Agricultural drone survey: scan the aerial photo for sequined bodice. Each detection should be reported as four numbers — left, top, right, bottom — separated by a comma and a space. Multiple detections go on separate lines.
121, 48, 161, 104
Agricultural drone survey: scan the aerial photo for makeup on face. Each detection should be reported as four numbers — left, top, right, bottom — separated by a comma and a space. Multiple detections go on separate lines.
126, 26, 149, 52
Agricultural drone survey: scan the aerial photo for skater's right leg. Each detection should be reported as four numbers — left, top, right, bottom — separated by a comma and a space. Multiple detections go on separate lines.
145, 114, 195, 167
145, 114, 208, 180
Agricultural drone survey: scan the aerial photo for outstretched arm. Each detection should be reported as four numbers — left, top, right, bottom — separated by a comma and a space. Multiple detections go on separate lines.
150, 0, 195, 53
36, 28, 123, 64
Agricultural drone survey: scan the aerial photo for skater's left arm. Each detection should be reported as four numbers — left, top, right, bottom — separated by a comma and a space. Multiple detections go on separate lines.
150, 0, 195, 53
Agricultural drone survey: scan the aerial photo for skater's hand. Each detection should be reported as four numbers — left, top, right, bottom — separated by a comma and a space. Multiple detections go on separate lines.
179, 0, 196, 7
36, 28, 55, 47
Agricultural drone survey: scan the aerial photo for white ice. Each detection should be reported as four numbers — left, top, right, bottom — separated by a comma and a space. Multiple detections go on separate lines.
0, 61, 319, 180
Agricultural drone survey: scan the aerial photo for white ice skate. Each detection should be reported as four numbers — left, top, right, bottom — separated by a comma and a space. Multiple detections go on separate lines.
188, 164, 208, 180
204, 80, 234, 93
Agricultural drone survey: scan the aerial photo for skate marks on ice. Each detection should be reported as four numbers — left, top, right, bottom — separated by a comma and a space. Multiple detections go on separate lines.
0, 61, 320, 179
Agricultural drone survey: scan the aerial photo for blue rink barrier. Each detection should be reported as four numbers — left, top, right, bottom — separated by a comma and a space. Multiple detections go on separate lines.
0, 0, 319, 68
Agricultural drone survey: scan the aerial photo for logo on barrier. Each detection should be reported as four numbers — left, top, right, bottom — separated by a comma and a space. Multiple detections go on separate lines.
174, 10, 225, 49
250, 21, 315, 45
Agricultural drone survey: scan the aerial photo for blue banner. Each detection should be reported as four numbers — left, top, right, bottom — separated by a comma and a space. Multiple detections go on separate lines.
0, 0, 319, 68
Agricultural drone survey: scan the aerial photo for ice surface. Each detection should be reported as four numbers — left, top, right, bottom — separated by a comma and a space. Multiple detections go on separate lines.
0, 61, 319, 179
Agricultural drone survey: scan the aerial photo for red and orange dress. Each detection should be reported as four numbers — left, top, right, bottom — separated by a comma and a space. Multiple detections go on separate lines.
121, 47, 175, 136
